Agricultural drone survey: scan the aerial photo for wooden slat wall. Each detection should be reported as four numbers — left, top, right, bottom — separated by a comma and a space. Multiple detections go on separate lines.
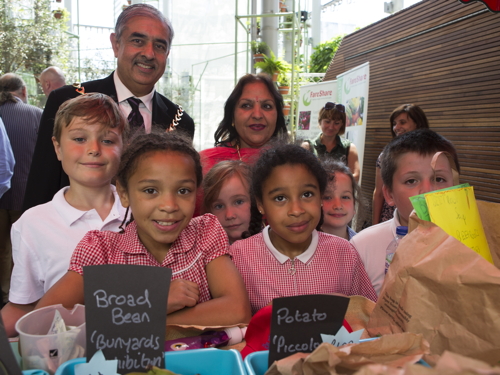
324, 0, 500, 224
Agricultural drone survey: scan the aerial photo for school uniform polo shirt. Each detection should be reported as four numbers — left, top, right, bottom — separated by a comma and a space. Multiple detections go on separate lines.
69, 214, 230, 304
350, 209, 402, 296
230, 226, 377, 315
9, 186, 125, 304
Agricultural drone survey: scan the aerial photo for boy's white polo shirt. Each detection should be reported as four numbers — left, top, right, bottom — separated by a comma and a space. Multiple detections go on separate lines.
9, 186, 126, 304
350, 209, 402, 296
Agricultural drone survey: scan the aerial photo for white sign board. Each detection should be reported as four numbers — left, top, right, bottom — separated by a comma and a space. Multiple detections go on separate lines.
296, 80, 337, 141
336, 62, 370, 184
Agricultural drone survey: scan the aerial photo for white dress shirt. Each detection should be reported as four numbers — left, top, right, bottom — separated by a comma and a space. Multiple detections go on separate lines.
113, 71, 155, 133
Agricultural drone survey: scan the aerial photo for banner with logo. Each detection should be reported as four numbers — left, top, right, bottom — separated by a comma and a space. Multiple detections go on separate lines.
296, 80, 338, 141
336, 62, 370, 184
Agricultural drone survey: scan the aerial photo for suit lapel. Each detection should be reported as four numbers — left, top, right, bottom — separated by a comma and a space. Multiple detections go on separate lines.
82, 73, 118, 101
152, 91, 173, 126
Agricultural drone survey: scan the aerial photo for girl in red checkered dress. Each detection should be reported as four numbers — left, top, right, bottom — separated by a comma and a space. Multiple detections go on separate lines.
230, 144, 377, 314
37, 132, 251, 326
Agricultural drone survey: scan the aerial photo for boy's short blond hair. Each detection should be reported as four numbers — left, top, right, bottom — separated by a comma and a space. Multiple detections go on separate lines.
53, 93, 128, 142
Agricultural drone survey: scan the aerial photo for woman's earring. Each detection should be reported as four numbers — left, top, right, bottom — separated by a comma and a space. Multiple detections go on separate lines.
231, 122, 235, 127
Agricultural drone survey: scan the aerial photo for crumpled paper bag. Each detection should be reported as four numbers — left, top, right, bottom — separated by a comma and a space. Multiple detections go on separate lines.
265, 332, 429, 375
368, 211, 500, 364
353, 351, 500, 375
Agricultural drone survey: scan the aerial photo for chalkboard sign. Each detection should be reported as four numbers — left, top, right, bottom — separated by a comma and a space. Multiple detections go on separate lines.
84, 265, 172, 374
0, 314, 23, 375
268, 294, 349, 366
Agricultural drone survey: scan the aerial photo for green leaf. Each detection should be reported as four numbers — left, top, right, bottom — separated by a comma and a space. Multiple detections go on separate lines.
309, 34, 345, 73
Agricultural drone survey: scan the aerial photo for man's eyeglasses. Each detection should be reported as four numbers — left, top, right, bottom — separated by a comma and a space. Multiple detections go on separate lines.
324, 102, 345, 113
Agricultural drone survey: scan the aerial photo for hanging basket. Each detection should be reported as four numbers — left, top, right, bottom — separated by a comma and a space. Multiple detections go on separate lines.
272, 72, 279, 82
283, 104, 291, 116
279, 85, 290, 95
253, 53, 265, 63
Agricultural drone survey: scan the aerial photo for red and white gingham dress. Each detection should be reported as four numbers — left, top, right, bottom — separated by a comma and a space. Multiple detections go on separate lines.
230, 229, 377, 314
69, 214, 229, 303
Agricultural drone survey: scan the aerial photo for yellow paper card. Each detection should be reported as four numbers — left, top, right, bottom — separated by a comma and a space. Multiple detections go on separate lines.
425, 186, 493, 264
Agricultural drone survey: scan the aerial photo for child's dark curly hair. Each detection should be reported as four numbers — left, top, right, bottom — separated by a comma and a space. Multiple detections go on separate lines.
247, 143, 328, 235
116, 130, 202, 230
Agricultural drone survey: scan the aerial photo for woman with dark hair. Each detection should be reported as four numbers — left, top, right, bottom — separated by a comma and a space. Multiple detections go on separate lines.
199, 73, 288, 174
372, 104, 429, 225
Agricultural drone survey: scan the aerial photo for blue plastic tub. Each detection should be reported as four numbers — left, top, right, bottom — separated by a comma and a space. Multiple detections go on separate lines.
55, 348, 246, 375
244, 351, 269, 375
244, 347, 430, 375
10, 341, 49, 375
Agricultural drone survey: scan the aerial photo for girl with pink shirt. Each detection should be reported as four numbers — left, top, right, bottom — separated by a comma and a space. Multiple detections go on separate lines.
37, 132, 251, 326
230, 144, 376, 314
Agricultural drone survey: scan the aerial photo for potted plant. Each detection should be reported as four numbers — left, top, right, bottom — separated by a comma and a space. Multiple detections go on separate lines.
254, 51, 291, 82
250, 40, 268, 63
280, 0, 287, 12
282, 13, 294, 28
53, 9, 63, 19
277, 74, 290, 95
283, 102, 291, 116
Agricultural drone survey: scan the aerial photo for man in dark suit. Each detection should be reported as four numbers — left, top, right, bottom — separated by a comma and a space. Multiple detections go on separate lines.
23, 4, 195, 211
0, 73, 42, 305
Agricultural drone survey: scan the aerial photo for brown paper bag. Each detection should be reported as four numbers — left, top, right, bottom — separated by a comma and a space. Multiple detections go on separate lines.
477, 200, 500, 268
265, 333, 429, 375
353, 351, 500, 375
345, 296, 376, 334
367, 212, 500, 364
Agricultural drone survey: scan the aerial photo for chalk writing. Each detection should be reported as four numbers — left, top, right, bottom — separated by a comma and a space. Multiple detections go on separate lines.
94, 289, 151, 309
84, 265, 171, 373
111, 308, 150, 325
117, 353, 162, 371
276, 307, 327, 325
90, 331, 161, 354
272, 335, 321, 354
268, 295, 349, 366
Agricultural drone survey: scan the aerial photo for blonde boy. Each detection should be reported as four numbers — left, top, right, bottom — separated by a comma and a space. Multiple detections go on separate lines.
350, 129, 460, 295
1, 93, 128, 336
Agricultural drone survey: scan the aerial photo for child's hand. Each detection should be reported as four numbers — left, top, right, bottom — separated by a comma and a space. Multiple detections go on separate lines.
167, 279, 200, 314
